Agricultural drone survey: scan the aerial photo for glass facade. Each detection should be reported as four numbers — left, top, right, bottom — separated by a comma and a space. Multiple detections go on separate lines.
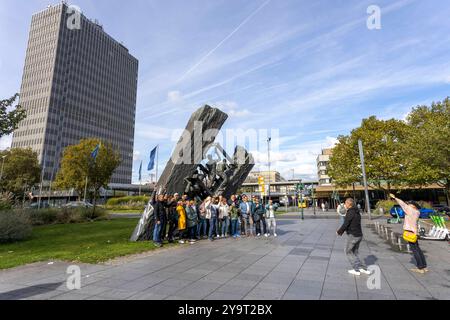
11, 4, 138, 184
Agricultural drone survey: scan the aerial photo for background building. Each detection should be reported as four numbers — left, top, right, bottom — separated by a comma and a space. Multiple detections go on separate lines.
317, 148, 332, 186
11, 3, 138, 184
245, 170, 284, 184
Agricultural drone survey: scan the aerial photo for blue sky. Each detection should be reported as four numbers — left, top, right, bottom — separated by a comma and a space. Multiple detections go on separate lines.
1, 0, 449, 183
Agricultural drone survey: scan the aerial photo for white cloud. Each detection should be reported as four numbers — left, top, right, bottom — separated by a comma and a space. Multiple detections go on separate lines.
133, 150, 141, 161
0, 135, 12, 151
167, 90, 183, 103
214, 101, 252, 118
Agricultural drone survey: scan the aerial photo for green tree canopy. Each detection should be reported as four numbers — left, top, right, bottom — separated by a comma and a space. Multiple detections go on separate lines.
54, 138, 121, 206
404, 98, 450, 203
328, 116, 409, 198
0, 148, 41, 198
1, 94, 26, 139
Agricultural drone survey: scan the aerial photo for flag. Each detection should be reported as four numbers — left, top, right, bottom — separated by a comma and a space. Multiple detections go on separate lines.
147, 146, 157, 171
138, 161, 142, 181
91, 144, 100, 160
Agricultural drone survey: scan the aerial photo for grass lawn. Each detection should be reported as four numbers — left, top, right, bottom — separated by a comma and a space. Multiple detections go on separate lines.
0, 218, 169, 270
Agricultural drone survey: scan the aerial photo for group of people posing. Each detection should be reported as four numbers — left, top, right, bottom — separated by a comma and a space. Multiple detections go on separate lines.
152, 193, 280, 246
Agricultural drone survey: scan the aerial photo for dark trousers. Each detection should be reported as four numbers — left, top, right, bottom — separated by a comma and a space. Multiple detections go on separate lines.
188, 226, 197, 240
160, 220, 167, 241
409, 241, 427, 269
255, 219, 261, 234
261, 216, 267, 234
208, 217, 217, 239
167, 219, 177, 242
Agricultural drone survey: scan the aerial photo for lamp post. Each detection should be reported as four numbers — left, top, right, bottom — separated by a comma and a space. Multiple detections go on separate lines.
0, 155, 6, 191
267, 137, 271, 201
358, 139, 372, 220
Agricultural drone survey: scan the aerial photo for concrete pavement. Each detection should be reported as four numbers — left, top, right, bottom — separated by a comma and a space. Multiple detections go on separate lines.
0, 217, 449, 300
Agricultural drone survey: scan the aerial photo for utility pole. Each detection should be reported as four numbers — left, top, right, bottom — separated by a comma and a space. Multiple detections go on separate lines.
358, 139, 371, 220
267, 137, 271, 201
0, 155, 6, 191
38, 153, 46, 210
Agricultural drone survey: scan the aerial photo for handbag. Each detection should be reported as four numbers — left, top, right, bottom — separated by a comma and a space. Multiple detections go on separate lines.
403, 230, 417, 243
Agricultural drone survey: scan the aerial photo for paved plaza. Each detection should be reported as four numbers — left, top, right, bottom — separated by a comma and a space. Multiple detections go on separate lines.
0, 215, 449, 300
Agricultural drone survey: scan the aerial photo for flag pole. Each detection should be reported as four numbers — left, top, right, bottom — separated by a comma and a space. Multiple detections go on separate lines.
156, 145, 159, 184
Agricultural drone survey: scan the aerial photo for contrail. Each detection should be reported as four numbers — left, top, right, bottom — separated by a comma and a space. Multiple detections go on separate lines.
177, 0, 271, 83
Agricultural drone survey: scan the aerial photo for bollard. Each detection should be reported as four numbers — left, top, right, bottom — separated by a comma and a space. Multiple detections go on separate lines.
397, 237, 403, 251
391, 232, 396, 245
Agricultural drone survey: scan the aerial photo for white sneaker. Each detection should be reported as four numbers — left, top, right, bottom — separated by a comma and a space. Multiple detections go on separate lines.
348, 269, 361, 276
179, 240, 185, 244
359, 268, 372, 275
257, 233, 261, 237
274, 233, 277, 237
264, 233, 269, 237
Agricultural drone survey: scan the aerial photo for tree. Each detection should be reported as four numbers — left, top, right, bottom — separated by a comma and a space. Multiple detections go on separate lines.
0, 148, 41, 199
404, 98, 450, 204
328, 116, 409, 199
328, 135, 360, 188
54, 138, 121, 212
1, 94, 26, 139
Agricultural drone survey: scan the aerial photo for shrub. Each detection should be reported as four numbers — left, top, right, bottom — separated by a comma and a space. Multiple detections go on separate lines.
375, 200, 396, 215
0, 192, 14, 211
0, 211, 32, 243
105, 196, 149, 210
27, 208, 58, 225
22, 207, 109, 226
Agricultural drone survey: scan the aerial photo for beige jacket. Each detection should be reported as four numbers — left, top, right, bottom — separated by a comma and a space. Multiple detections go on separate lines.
396, 198, 419, 235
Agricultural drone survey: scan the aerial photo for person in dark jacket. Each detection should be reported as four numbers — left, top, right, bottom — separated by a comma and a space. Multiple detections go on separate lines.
153, 194, 166, 247
253, 198, 265, 236
166, 193, 179, 243
337, 198, 371, 276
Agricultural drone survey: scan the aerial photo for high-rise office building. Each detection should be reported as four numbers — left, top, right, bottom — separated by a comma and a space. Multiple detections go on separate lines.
11, 3, 138, 184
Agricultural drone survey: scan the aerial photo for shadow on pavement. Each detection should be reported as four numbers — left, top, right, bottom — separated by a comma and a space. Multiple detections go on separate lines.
0, 282, 63, 300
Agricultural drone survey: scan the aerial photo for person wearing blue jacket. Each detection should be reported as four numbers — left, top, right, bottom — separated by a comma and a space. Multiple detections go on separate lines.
239, 195, 255, 237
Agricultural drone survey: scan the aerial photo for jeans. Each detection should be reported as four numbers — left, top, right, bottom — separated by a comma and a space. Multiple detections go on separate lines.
208, 217, 217, 240
409, 241, 427, 269
188, 226, 197, 240
261, 216, 267, 234
231, 219, 239, 236
345, 234, 366, 271
197, 218, 207, 238
221, 217, 230, 236
167, 219, 177, 242
153, 222, 162, 243
254, 218, 261, 234
266, 217, 276, 235
240, 215, 247, 234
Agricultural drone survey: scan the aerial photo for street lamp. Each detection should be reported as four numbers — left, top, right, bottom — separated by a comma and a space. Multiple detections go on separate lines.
0, 155, 7, 191
267, 137, 271, 201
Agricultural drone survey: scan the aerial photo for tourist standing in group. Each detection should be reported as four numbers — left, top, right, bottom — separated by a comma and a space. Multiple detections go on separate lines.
229, 200, 240, 238
265, 199, 278, 237
219, 197, 230, 238
176, 200, 187, 244
336, 198, 371, 276
152, 194, 166, 247
186, 200, 199, 244
197, 198, 208, 239
239, 195, 253, 236
166, 193, 179, 243
390, 194, 428, 274
253, 198, 264, 237
206, 197, 219, 241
